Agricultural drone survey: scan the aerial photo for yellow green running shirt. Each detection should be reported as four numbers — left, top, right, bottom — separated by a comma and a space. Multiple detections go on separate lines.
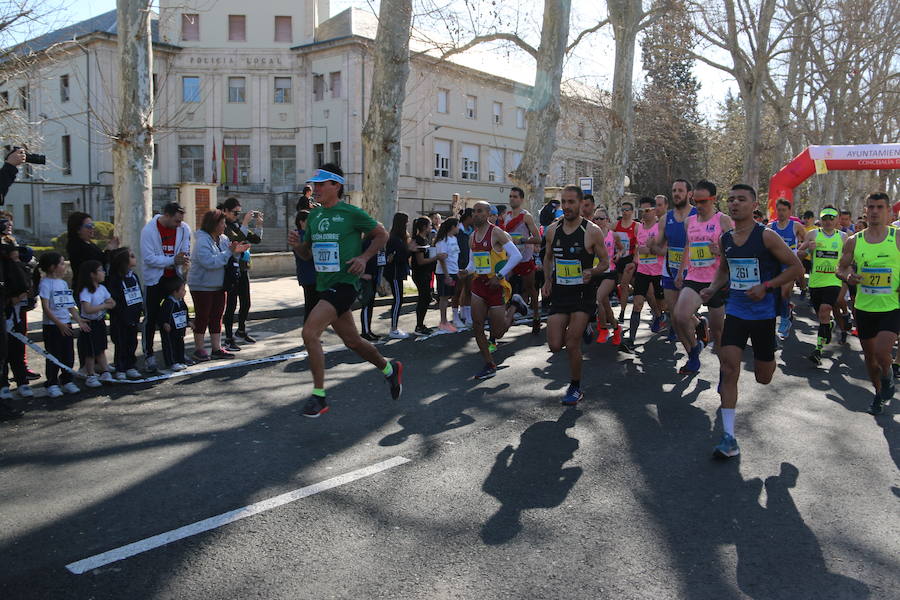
809, 229, 842, 288
307, 202, 378, 292
852, 227, 900, 313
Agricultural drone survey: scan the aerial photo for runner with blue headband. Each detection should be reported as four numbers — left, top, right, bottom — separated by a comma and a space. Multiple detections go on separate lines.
287, 163, 403, 417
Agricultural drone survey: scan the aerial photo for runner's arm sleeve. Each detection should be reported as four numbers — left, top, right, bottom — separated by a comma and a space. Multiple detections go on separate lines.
498, 241, 522, 278
466, 254, 474, 273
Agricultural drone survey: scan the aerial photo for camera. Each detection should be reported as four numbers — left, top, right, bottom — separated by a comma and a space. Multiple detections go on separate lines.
6, 146, 46, 165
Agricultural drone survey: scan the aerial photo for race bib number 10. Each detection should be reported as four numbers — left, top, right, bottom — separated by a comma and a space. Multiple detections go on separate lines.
690, 241, 715, 267
313, 242, 340, 273
473, 251, 492, 275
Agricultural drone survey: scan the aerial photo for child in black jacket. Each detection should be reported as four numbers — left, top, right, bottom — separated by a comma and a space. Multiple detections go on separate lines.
107, 248, 144, 380
157, 277, 191, 370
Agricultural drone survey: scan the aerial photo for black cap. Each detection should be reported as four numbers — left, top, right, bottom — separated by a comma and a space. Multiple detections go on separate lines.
162, 202, 185, 216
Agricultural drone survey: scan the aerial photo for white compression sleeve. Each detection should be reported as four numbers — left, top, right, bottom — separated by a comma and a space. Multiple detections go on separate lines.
499, 241, 522, 279
466, 255, 474, 273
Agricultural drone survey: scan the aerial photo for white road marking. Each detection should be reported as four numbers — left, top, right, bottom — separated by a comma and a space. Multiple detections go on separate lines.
65, 456, 411, 574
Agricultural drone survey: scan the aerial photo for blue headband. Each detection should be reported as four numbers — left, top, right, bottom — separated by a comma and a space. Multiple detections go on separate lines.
306, 169, 345, 185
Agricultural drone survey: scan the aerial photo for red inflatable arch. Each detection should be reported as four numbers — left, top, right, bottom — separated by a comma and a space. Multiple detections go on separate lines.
768, 143, 900, 217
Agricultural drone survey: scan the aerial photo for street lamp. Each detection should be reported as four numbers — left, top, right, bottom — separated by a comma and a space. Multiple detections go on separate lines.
421, 124, 443, 146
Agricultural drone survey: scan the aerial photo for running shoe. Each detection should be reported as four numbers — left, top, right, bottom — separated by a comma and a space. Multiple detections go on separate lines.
46, 385, 63, 398
617, 341, 634, 354
893, 363, 900, 380
302, 396, 329, 418
145, 356, 158, 373
115, 371, 128, 381
596, 328, 609, 344
223, 339, 242, 352
438, 322, 458, 333
488, 338, 497, 353
777, 317, 792, 341
679, 342, 703, 374
611, 325, 623, 346
386, 360, 403, 399
475, 363, 497, 380
25, 369, 40, 381
389, 329, 410, 339
713, 433, 740, 458
62, 382, 80, 394
17, 385, 33, 398
235, 330, 256, 343
696, 316, 709, 345
414, 325, 434, 336
171, 363, 187, 371
126, 368, 143, 379
561, 384, 583, 406
211, 349, 236, 360
192, 350, 211, 362
84, 375, 102, 388
808, 349, 822, 366
361, 332, 381, 342
510, 294, 529, 316
0, 387, 11, 400
880, 376, 895, 401
98, 371, 114, 383
649, 315, 661, 334
868, 394, 884, 416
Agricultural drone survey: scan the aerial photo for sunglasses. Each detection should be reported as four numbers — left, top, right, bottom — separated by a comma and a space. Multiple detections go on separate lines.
82, 223, 95, 229
594, 216, 608, 221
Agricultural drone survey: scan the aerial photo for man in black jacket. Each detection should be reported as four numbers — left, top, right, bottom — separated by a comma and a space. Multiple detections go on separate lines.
219, 197, 262, 349
0, 148, 27, 419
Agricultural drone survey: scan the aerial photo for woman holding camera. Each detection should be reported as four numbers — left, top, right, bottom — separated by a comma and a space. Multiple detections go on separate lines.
218, 197, 262, 351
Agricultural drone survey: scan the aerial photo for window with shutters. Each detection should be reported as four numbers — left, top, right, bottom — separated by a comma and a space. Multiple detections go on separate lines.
228, 15, 246, 41
181, 13, 199, 41
465, 95, 476, 119
461, 143, 479, 180
274, 16, 292, 42
434, 139, 451, 178
493, 102, 502, 125
437, 89, 449, 114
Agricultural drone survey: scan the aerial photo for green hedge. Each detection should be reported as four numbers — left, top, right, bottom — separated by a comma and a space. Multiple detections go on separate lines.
50, 221, 115, 253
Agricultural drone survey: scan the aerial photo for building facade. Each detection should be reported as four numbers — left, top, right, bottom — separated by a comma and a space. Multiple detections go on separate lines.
1, 0, 604, 241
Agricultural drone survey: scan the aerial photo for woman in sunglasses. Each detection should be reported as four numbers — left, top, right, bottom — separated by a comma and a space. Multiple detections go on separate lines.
66, 212, 119, 287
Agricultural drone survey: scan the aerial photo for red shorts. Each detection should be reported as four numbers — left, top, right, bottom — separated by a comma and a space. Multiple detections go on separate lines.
513, 259, 537, 276
471, 276, 505, 307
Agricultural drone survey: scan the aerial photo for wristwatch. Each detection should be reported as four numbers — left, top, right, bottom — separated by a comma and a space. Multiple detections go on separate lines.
763, 280, 774, 290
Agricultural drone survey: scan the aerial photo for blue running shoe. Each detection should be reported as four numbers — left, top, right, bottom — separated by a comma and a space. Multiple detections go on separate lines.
679, 342, 703, 374
713, 433, 740, 458
475, 363, 497, 380
561, 384, 583, 406
649, 315, 661, 333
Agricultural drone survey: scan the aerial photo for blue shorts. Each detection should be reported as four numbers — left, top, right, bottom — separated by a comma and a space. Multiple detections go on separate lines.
662, 269, 688, 290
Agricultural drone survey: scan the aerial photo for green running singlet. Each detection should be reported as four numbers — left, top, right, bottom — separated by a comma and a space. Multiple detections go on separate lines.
852, 227, 900, 313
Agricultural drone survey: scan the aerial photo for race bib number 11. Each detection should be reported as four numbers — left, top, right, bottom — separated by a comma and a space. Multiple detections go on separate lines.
555, 259, 583, 285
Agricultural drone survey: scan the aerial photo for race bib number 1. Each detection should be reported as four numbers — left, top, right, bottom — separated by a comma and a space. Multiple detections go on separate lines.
690, 241, 715, 267
728, 258, 761, 291
555, 259, 583, 286
313, 242, 340, 273
860, 267, 893, 295
473, 251, 492, 275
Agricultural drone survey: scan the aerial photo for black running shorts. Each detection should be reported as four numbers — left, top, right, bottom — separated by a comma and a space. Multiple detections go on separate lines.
633, 272, 663, 300
855, 309, 900, 341
317, 283, 358, 316
809, 286, 841, 311
721, 315, 776, 361
684, 279, 726, 309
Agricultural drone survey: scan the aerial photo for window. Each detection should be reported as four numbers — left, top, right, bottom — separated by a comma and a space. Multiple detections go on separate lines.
330, 72, 341, 98
434, 139, 450, 178
488, 148, 504, 183
182, 76, 200, 103
61, 135, 71, 175
22, 204, 31, 229
274, 16, 292, 42
313, 74, 324, 101
331, 141, 341, 167
313, 143, 325, 168
270, 145, 296, 187
465, 95, 476, 119
228, 77, 246, 103
18, 87, 26, 110
461, 143, 479, 180
60, 202, 76, 223
60, 75, 70, 102
178, 145, 204, 181
181, 13, 200, 41
493, 102, 502, 125
274, 77, 291, 103
224, 145, 250, 184
516, 107, 526, 129
437, 89, 449, 114
228, 15, 246, 41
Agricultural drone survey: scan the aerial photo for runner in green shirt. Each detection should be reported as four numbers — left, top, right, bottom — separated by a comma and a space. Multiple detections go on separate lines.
288, 163, 403, 417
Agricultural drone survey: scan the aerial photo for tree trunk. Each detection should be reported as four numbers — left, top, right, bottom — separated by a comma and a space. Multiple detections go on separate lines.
361, 0, 412, 225
509, 0, 572, 214
598, 0, 641, 212
113, 0, 153, 269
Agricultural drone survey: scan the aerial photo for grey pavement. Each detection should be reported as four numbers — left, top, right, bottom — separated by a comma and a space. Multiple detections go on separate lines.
0, 296, 898, 599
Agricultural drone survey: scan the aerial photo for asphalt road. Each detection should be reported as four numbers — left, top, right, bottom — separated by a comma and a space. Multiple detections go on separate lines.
1, 300, 898, 599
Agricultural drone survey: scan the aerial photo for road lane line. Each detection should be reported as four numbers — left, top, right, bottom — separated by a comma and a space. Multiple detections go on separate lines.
65, 456, 411, 574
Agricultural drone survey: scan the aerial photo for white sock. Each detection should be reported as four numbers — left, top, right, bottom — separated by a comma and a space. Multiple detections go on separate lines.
722, 408, 736, 437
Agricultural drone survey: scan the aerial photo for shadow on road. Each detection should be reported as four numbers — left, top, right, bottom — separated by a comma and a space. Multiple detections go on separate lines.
480, 408, 582, 545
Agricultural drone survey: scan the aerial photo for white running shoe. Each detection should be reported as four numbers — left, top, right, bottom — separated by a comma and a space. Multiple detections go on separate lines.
0, 387, 12, 400
126, 368, 142, 379
115, 371, 128, 381
85, 375, 102, 388
98, 371, 114, 382
171, 363, 187, 371
17, 385, 33, 398
46, 385, 63, 398
389, 329, 410, 339
510, 294, 529, 316
62, 382, 80, 394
